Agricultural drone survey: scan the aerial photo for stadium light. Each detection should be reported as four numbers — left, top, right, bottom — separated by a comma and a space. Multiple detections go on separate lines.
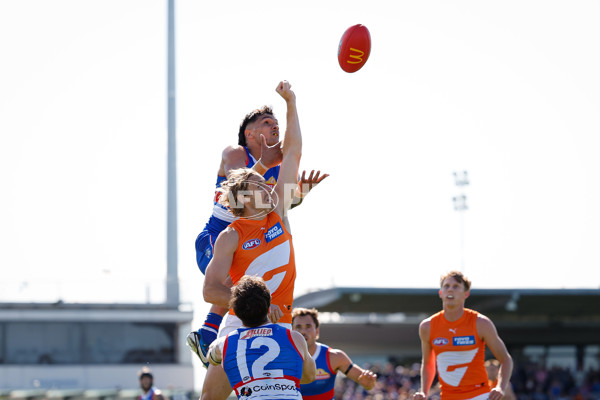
452, 171, 469, 272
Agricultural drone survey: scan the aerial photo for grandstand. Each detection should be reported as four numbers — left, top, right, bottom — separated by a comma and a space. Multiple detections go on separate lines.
0, 301, 193, 391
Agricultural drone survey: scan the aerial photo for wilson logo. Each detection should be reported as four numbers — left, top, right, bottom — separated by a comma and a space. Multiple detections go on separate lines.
347, 48, 365, 64
242, 239, 261, 250
433, 337, 449, 346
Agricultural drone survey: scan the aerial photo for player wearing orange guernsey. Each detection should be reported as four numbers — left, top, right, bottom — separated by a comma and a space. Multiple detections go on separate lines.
414, 271, 513, 400
201, 81, 319, 400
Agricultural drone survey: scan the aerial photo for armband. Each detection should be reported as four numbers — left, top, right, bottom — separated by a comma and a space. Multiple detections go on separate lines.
344, 363, 355, 375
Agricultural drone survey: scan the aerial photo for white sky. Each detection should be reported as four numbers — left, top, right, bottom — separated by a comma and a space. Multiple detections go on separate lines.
1, 0, 600, 309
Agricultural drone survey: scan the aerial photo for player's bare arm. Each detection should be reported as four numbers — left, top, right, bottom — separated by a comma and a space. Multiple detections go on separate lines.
274, 81, 302, 216
414, 319, 436, 400
329, 348, 377, 390
291, 330, 316, 384
220, 146, 248, 176
477, 315, 513, 400
203, 227, 239, 309
220, 140, 281, 177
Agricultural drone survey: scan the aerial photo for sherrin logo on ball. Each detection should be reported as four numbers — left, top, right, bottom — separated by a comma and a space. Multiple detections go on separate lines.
338, 24, 371, 73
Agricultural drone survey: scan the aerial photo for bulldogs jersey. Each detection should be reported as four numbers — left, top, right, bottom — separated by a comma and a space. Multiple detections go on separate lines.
229, 212, 296, 324
221, 324, 303, 400
300, 343, 336, 400
429, 308, 490, 400
139, 388, 161, 400
205, 147, 280, 235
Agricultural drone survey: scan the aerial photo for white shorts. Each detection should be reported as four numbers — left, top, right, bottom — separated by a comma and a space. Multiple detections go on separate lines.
465, 393, 490, 400
218, 313, 292, 338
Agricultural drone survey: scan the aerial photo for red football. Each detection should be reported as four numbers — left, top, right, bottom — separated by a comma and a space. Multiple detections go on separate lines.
338, 24, 371, 73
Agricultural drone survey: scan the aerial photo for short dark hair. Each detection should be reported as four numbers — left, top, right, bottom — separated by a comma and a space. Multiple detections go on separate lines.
238, 106, 274, 146
440, 270, 472, 291
291, 307, 319, 328
230, 275, 271, 327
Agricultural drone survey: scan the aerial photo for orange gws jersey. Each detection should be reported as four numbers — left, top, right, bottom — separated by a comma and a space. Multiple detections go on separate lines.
429, 308, 490, 400
228, 212, 296, 324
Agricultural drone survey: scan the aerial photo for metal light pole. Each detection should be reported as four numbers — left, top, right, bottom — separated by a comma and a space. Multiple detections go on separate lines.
166, 0, 179, 306
452, 171, 469, 272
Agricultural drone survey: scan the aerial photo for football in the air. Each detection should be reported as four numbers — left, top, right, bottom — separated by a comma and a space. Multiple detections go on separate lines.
337, 24, 371, 73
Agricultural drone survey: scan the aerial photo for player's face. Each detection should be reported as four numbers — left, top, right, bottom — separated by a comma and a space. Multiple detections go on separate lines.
248, 114, 279, 146
486, 363, 499, 380
292, 315, 319, 346
439, 276, 468, 305
246, 174, 274, 212
140, 376, 152, 391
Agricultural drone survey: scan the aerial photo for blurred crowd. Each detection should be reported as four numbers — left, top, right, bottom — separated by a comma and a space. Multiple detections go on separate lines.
335, 361, 600, 400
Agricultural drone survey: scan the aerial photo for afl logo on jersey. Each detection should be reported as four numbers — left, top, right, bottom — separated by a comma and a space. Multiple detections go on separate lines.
242, 238, 261, 250
433, 337, 449, 346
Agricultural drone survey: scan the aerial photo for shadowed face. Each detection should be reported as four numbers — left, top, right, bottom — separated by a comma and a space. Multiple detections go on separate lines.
243, 173, 274, 215
292, 315, 319, 347
140, 375, 152, 391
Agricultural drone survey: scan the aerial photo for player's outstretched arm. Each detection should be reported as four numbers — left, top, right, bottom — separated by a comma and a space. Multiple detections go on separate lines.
414, 319, 436, 400
329, 348, 377, 390
273, 81, 302, 216
478, 315, 514, 400
291, 330, 316, 384
203, 227, 239, 309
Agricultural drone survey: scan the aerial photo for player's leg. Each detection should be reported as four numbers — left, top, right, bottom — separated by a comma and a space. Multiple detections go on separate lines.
188, 232, 227, 366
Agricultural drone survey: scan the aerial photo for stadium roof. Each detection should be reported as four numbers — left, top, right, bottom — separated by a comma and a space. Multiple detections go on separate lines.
294, 287, 600, 355
294, 287, 600, 320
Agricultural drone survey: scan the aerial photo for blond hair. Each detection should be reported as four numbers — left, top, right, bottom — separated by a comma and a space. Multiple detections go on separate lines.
218, 168, 263, 217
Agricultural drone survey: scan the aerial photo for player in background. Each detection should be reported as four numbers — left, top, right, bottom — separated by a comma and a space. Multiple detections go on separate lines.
485, 359, 516, 400
138, 367, 165, 400
292, 307, 377, 400
188, 87, 328, 367
414, 271, 513, 400
207, 275, 316, 400
200, 80, 309, 400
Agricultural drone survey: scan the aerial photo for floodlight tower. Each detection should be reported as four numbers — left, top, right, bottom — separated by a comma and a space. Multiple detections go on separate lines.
452, 171, 469, 272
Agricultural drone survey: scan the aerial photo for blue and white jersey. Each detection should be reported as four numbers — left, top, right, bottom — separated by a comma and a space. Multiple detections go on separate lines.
204, 147, 280, 236
221, 324, 303, 400
300, 344, 336, 400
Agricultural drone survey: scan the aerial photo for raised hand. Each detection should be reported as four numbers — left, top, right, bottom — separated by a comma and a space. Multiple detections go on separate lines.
276, 80, 296, 103
259, 134, 283, 169
298, 170, 329, 196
